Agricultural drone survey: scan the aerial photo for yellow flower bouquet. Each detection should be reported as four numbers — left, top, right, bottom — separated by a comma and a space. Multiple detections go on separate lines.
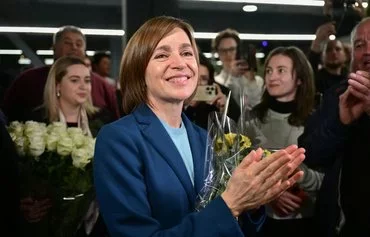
196, 93, 270, 211
8, 121, 95, 237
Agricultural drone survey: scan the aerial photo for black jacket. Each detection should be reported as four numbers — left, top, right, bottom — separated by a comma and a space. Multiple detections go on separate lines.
0, 111, 21, 236
298, 80, 370, 236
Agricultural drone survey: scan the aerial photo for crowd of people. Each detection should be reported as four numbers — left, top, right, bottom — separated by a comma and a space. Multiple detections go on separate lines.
1, 2, 370, 237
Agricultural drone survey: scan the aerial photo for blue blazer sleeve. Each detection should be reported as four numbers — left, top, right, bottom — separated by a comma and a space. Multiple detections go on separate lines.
94, 118, 243, 237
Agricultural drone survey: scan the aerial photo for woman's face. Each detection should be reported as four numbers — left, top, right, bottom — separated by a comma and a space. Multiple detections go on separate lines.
56, 64, 91, 107
145, 27, 198, 106
265, 54, 300, 102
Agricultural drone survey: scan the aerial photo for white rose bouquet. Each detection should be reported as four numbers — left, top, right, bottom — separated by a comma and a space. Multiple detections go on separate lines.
8, 121, 96, 237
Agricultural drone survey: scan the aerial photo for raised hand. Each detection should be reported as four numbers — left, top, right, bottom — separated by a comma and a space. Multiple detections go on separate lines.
339, 71, 370, 124
311, 22, 336, 53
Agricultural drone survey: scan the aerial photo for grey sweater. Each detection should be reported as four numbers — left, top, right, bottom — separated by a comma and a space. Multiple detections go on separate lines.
248, 109, 323, 219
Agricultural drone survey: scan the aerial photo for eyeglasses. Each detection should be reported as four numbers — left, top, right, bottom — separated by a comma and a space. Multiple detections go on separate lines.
217, 46, 237, 55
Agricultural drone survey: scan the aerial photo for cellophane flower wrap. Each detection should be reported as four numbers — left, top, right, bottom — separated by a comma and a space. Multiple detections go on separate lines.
196, 92, 270, 211
8, 121, 95, 237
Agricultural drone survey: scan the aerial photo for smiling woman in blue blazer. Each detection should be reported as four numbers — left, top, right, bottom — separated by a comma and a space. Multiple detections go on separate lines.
93, 16, 306, 237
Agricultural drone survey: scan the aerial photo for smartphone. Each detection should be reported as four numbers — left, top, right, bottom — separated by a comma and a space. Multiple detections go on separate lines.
193, 84, 217, 101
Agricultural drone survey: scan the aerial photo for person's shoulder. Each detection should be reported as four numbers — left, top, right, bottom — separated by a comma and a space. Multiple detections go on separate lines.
91, 72, 116, 91
254, 74, 264, 84
97, 114, 136, 137
17, 66, 50, 79
91, 72, 113, 85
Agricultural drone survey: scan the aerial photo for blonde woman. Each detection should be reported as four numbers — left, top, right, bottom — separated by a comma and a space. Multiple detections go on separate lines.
42, 55, 98, 136
20, 56, 106, 237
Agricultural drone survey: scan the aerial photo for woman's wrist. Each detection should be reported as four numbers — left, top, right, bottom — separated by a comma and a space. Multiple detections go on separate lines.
221, 192, 240, 217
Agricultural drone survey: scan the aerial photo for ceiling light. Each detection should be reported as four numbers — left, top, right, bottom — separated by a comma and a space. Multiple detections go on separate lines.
0, 27, 125, 36
18, 58, 31, 65
243, 5, 258, 12
86, 51, 95, 56
198, 0, 324, 7
36, 50, 53, 55
255, 52, 265, 58
203, 52, 264, 58
203, 52, 213, 58
202, 52, 220, 58
44, 58, 54, 65
0, 49, 23, 55
194, 32, 316, 40
36, 50, 109, 56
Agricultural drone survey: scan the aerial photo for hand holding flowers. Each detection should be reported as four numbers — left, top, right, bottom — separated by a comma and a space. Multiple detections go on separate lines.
221, 145, 305, 217
7, 121, 96, 237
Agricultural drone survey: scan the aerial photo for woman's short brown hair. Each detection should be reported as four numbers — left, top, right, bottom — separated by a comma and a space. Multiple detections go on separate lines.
120, 16, 199, 114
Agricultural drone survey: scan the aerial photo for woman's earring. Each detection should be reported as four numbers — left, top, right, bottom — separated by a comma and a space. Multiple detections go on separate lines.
57, 91, 61, 97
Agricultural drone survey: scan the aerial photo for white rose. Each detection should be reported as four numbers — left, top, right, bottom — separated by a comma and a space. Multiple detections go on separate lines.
84, 137, 95, 159
14, 136, 26, 156
9, 132, 17, 142
47, 122, 67, 135
8, 121, 24, 137
28, 136, 46, 157
24, 121, 47, 139
57, 135, 73, 156
71, 147, 91, 169
46, 132, 59, 152
67, 127, 85, 148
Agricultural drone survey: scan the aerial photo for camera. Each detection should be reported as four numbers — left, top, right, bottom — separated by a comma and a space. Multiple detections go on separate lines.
332, 0, 357, 9
328, 0, 362, 36
193, 84, 217, 101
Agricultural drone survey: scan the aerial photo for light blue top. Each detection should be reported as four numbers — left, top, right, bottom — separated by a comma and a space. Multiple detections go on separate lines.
160, 119, 194, 186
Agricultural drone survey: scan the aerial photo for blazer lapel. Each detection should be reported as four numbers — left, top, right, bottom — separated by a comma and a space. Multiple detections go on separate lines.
182, 115, 206, 197
133, 104, 196, 204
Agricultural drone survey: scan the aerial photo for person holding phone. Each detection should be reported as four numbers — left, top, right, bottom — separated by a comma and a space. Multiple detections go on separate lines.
185, 53, 240, 129
212, 28, 264, 109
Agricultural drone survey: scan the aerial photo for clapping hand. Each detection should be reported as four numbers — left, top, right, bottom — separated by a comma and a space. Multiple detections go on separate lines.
221, 145, 305, 217
340, 71, 370, 124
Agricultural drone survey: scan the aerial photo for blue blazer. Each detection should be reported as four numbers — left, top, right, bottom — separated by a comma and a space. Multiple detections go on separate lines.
94, 104, 244, 237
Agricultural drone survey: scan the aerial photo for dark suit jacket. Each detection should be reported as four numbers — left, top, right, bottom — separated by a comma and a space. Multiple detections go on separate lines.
0, 115, 20, 236
94, 103, 244, 237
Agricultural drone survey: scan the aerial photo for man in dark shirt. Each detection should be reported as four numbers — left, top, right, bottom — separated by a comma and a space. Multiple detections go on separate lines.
3, 25, 119, 123
299, 17, 370, 236
308, 22, 347, 105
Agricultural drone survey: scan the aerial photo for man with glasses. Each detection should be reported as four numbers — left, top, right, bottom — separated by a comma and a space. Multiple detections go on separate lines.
212, 28, 264, 109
